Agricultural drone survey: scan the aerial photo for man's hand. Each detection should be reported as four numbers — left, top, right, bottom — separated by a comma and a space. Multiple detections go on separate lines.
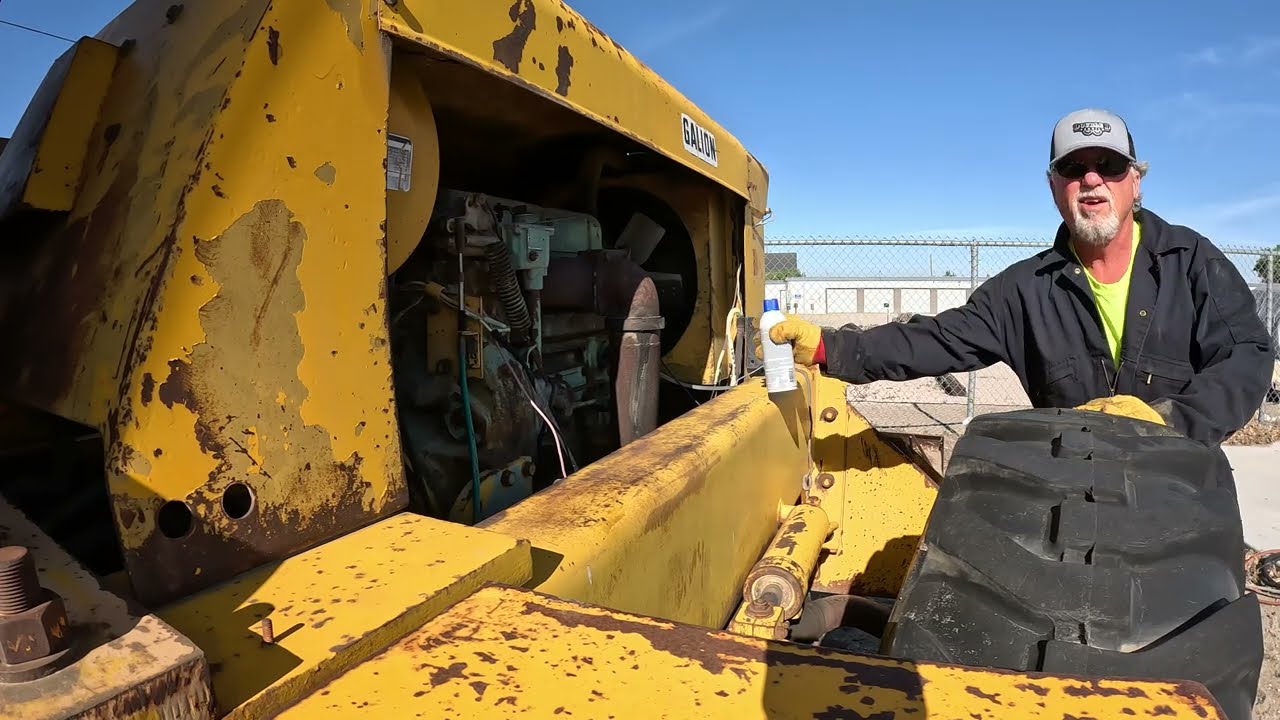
760, 315, 824, 366
1075, 395, 1166, 426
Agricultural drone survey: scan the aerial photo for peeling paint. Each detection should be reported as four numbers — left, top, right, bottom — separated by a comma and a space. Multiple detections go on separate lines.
266, 26, 281, 65
324, 0, 365, 50
120, 200, 379, 603
314, 162, 336, 185
554, 45, 573, 96
492, 0, 536, 73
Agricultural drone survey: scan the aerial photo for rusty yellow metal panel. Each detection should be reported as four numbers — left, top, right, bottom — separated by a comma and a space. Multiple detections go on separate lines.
384, 58, 440, 275
480, 378, 813, 629
743, 156, 770, 329
158, 512, 532, 720
0, 497, 213, 720
279, 584, 1228, 719
0, 0, 409, 606
381, 0, 752, 200
0, 38, 119, 217
803, 370, 938, 597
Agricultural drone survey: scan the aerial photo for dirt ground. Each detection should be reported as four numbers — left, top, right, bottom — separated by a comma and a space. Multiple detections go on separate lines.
1256, 604, 1280, 718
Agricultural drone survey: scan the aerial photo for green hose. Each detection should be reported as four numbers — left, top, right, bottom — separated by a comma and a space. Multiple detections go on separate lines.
459, 335, 482, 524
454, 221, 482, 524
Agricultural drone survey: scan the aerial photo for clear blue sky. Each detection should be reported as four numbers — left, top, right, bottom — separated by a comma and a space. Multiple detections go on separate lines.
3, 0, 1278, 277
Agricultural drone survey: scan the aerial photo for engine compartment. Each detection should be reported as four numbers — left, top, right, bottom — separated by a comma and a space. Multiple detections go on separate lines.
390, 189, 690, 521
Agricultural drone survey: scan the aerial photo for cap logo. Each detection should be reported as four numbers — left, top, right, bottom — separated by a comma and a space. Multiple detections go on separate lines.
1072, 121, 1112, 137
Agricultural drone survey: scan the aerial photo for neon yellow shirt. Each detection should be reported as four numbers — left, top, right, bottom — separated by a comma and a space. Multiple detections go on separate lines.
1072, 221, 1141, 367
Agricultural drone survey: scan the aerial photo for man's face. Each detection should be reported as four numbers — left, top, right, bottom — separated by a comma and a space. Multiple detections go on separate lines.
1049, 148, 1141, 247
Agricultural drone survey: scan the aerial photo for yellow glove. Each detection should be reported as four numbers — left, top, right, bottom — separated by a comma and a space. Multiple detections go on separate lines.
1074, 395, 1166, 426
758, 315, 823, 366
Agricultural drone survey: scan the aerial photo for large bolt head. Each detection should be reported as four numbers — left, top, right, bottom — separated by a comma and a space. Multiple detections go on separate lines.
0, 591, 71, 665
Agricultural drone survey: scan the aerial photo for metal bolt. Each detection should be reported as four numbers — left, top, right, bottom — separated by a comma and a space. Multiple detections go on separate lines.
820, 407, 838, 423
817, 473, 835, 490
528, 250, 539, 262
261, 618, 274, 644
745, 600, 774, 619
0, 547, 41, 616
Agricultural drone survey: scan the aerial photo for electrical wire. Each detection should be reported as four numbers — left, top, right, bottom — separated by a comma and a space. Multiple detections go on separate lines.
488, 329, 576, 478
660, 364, 761, 395
0, 19, 74, 43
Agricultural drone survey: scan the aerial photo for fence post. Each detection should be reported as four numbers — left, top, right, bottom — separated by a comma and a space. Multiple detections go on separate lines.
967, 242, 978, 421
1268, 252, 1275, 351
1268, 253, 1275, 423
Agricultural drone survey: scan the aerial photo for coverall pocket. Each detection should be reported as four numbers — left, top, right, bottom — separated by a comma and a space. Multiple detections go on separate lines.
1038, 357, 1078, 406
1136, 355, 1194, 397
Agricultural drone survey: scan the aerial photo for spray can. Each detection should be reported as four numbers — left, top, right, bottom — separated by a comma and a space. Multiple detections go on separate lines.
759, 299, 797, 393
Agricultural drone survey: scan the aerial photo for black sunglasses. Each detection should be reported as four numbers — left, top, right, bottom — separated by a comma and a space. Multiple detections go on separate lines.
1053, 154, 1132, 179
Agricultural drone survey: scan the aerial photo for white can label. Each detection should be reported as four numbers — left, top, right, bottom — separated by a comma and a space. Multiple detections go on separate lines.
387, 134, 413, 191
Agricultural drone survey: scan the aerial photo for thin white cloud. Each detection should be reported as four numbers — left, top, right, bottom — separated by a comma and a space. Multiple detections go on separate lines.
1145, 91, 1280, 138
1184, 47, 1223, 66
1195, 186, 1280, 224
630, 5, 730, 54
1184, 35, 1280, 66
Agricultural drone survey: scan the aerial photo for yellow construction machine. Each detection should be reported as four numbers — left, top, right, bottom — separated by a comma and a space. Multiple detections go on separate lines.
0, 1, 1261, 718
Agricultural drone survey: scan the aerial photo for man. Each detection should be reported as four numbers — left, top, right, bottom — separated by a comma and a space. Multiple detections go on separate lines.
769, 108, 1273, 446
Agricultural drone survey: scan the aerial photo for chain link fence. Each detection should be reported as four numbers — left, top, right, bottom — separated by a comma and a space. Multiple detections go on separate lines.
763, 237, 1280, 441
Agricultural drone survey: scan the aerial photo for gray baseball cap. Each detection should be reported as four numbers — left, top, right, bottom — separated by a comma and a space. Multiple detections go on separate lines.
1049, 108, 1136, 166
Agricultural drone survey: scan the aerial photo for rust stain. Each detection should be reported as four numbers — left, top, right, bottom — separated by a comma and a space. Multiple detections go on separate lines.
514, 599, 924, 700
1062, 682, 1150, 699
492, 0, 536, 73
554, 46, 573, 96
266, 27, 281, 65
426, 661, 468, 687
140, 373, 156, 405
964, 686, 1001, 704
1015, 683, 1050, 697
119, 200, 380, 605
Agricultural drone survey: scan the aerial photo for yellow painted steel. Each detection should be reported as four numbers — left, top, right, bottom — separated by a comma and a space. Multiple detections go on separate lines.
741, 503, 831, 620
0, 497, 212, 720
385, 58, 440, 275
726, 596, 787, 641
157, 512, 532, 720
480, 377, 814, 629
380, 0, 763, 202
379, 0, 766, 383
0, 38, 119, 215
0, 0, 410, 606
803, 368, 939, 597
280, 584, 1228, 720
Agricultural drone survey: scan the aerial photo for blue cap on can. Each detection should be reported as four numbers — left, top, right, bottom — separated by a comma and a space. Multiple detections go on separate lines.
764, 299, 779, 312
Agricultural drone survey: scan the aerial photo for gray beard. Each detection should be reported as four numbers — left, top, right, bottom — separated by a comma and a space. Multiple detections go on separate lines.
1069, 201, 1122, 247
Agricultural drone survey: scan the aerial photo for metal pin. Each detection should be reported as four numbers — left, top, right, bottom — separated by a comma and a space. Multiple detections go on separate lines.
261, 618, 274, 644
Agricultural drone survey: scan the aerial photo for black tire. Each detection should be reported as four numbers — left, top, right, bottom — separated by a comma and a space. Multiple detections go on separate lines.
881, 407, 1263, 720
